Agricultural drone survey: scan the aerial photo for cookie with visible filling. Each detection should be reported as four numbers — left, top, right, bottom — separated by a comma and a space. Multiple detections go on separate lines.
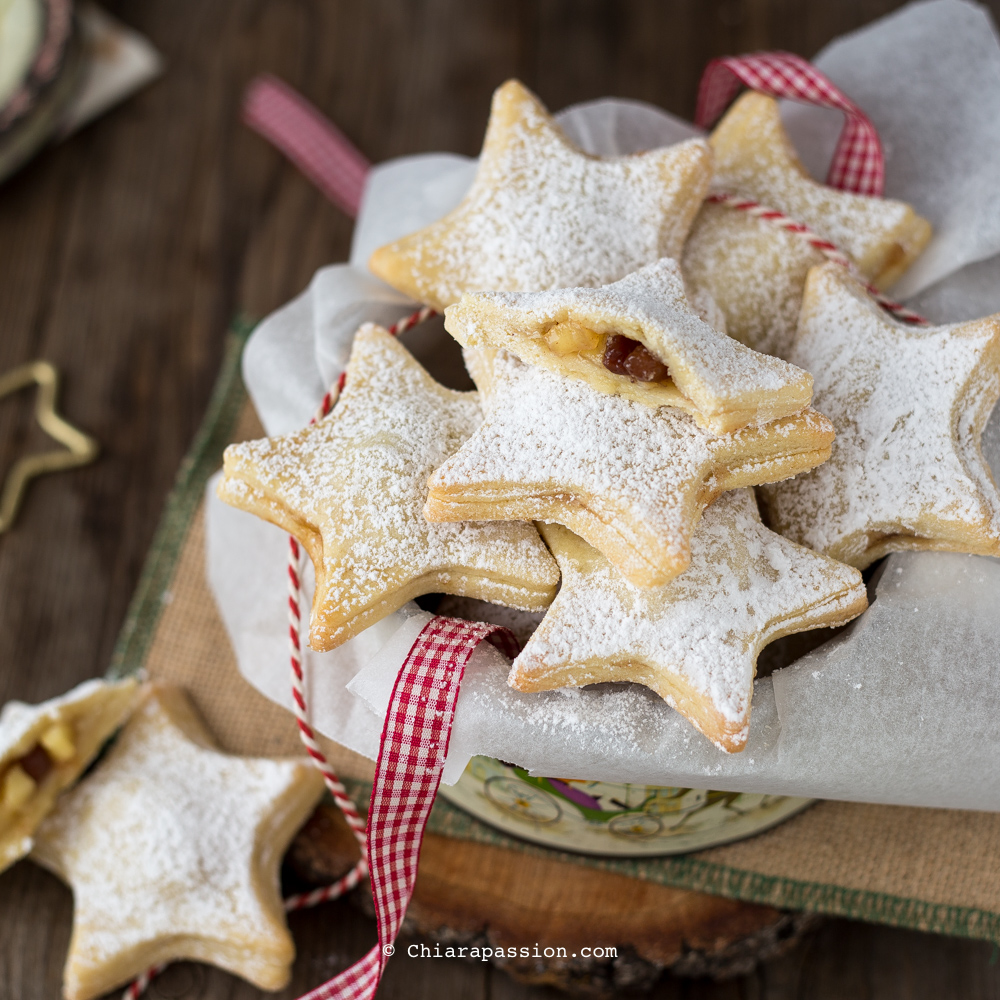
426, 349, 834, 588
759, 264, 1000, 568
682, 92, 931, 359
510, 491, 867, 752
219, 323, 559, 650
0, 677, 138, 874
444, 257, 813, 433
31, 685, 325, 1000
369, 79, 712, 311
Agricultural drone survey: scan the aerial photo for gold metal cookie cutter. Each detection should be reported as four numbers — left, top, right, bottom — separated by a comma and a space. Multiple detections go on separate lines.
0, 360, 99, 534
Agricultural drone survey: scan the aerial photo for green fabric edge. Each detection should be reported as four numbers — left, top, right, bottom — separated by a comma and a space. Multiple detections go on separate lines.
106, 324, 1000, 947
424, 793, 1000, 946
106, 318, 256, 680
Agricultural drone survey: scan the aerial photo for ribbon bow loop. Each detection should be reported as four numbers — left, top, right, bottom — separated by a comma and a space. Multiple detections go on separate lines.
695, 50, 885, 197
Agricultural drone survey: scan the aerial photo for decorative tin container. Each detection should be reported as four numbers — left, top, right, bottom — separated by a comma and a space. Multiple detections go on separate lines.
439, 756, 812, 857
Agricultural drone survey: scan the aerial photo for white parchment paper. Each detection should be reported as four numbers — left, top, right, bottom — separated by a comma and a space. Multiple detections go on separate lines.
781, 0, 1000, 298
215, 0, 1000, 807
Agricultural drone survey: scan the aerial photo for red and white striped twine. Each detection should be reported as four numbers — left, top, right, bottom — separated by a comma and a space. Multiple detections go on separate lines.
123, 307, 437, 1000
282, 344, 513, 1000
121, 965, 163, 1000
243, 71, 924, 328
705, 193, 928, 325
118, 62, 928, 1000
281, 306, 440, 890
287, 534, 368, 849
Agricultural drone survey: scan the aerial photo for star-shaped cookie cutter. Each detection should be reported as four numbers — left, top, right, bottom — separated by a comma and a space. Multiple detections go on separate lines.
0, 360, 99, 534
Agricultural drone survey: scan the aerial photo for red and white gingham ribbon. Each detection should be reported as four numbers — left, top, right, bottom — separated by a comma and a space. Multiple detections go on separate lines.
695, 51, 884, 197
242, 74, 372, 217
302, 617, 519, 1000
122, 65, 925, 1000
124, 612, 507, 1000
244, 71, 917, 325
693, 54, 926, 324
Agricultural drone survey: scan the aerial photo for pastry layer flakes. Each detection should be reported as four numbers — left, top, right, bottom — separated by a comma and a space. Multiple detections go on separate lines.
219, 323, 559, 650
444, 257, 814, 433
759, 264, 1000, 568
369, 79, 712, 310
682, 92, 931, 359
510, 491, 867, 752
426, 349, 834, 588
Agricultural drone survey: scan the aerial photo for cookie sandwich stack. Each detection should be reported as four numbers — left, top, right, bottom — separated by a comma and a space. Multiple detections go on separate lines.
220, 78, 1000, 756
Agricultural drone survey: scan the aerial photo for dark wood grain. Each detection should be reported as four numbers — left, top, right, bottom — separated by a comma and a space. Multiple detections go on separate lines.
287, 804, 812, 993
3, 1, 1000, 997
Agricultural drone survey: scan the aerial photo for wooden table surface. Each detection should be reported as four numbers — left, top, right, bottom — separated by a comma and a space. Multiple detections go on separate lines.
3, 1, 1000, 997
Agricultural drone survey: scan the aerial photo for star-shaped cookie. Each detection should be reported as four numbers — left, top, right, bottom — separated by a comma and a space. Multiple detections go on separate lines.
444, 257, 813, 433
510, 491, 867, 752
219, 323, 559, 650
682, 92, 931, 359
369, 79, 712, 311
759, 264, 1000, 569
425, 349, 834, 588
0, 677, 137, 873
30, 685, 325, 1000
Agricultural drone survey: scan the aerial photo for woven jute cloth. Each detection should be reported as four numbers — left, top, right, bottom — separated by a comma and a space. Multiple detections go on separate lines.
119, 329, 1000, 944
144, 402, 376, 777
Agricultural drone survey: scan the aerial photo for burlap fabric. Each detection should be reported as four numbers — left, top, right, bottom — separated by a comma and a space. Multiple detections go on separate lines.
108, 325, 1000, 945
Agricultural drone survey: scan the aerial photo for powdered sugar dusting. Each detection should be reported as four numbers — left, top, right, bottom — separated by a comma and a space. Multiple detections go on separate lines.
514, 490, 865, 735
0, 679, 109, 760
445, 257, 812, 426
429, 350, 828, 579
683, 203, 825, 359
710, 94, 922, 272
372, 81, 711, 309
223, 325, 558, 646
759, 265, 1000, 566
682, 93, 928, 359
432, 351, 713, 561
31, 689, 318, 983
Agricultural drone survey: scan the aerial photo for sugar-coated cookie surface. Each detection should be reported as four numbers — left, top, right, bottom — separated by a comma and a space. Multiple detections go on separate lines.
759, 264, 1000, 568
682, 92, 931, 359
30, 685, 325, 1000
510, 491, 867, 753
426, 349, 834, 588
0, 678, 138, 875
444, 258, 813, 433
219, 324, 559, 651
369, 79, 712, 311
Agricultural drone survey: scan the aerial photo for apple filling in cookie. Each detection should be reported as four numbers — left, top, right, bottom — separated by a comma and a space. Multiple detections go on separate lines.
542, 321, 673, 385
0, 723, 75, 814
445, 259, 816, 434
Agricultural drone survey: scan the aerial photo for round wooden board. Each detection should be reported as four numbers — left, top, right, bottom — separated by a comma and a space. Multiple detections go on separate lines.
288, 805, 818, 995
